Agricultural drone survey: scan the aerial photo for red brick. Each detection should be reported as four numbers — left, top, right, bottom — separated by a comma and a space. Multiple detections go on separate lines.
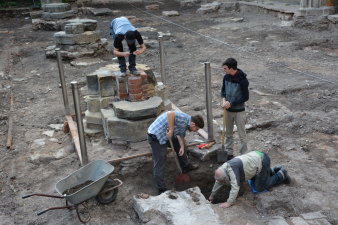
129, 93, 143, 102
129, 88, 142, 94
128, 83, 141, 90
119, 93, 129, 100
128, 76, 142, 86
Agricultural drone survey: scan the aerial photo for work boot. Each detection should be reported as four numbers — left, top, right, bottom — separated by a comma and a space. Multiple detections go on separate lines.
270, 166, 283, 175
281, 168, 291, 184
129, 68, 140, 75
183, 163, 199, 173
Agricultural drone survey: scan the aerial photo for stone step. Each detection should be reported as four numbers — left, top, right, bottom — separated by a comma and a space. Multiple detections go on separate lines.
42, 3, 71, 13
112, 96, 163, 120
54, 31, 100, 45
65, 18, 97, 31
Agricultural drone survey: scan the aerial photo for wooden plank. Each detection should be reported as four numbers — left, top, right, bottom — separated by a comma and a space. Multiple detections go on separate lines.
171, 103, 208, 140
6, 92, 14, 149
65, 115, 82, 164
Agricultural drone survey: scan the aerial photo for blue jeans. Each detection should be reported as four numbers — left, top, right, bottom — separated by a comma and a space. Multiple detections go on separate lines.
254, 152, 285, 191
147, 134, 189, 191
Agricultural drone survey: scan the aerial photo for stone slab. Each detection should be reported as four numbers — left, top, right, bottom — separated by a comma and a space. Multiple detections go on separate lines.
54, 31, 100, 45
42, 3, 71, 13
112, 96, 163, 120
86, 73, 99, 95
301, 211, 326, 220
89, 7, 113, 16
98, 70, 114, 97
188, 144, 221, 161
42, 10, 75, 20
85, 95, 100, 113
102, 109, 155, 142
64, 22, 84, 34
65, 18, 97, 31
268, 217, 289, 225
290, 217, 309, 225
133, 187, 223, 225
197, 2, 221, 14
328, 14, 338, 23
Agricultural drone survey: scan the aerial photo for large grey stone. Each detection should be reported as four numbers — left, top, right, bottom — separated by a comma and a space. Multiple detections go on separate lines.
64, 22, 84, 34
301, 211, 326, 220
97, 70, 114, 97
54, 31, 100, 45
85, 110, 102, 125
65, 19, 97, 31
42, 10, 75, 20
42, 3, 71, 13
197, 2, 221, 14
102, 109, 155, 142
112, 96, 163, 120
88, 7, 113, 16
86, 73, 99, 95
85, 95, 100, 113
188, 144, 221, 161
133, 187, 223, 225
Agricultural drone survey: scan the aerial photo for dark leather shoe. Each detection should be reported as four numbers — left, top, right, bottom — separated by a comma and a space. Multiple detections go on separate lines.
281, 169, 291, 184
227, 155, 234, 161
158, 188, 167, 195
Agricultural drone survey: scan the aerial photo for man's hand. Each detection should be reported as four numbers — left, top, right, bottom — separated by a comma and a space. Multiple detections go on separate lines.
179, 146, 184, 156
219, 202, 232, 208
133, 50, 142, 55
208, 196, 214, 203
221, 100, 231, 109
122, 52, 131, 57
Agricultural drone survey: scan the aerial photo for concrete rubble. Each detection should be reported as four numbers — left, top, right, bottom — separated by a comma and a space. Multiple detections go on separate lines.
133, 187, 223, 225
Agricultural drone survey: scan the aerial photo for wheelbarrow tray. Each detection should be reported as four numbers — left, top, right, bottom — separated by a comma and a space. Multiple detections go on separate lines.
55, 160, 114, 205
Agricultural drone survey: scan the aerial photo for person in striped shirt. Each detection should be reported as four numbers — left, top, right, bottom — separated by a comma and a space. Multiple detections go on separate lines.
147, 111, 204, 194
209, 150, 291, 208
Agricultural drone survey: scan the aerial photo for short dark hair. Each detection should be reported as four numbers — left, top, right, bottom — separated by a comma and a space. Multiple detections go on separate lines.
191, 115, 204, 129
222, 58, 237, 70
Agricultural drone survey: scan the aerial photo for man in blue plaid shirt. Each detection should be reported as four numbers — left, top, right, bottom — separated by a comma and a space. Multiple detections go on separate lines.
147, 111, 204, 194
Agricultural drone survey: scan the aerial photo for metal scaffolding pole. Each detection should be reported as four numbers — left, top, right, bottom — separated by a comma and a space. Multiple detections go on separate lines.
56, 50, 70, 115
71, 81, 88, 165
204, 62, 214, 142
158, 35, 167, 85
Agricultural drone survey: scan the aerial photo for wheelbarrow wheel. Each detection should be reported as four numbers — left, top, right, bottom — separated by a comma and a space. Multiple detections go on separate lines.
95, 178, 118, 204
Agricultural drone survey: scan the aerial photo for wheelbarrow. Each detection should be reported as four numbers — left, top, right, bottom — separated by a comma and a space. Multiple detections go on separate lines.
22, 160, 123, 223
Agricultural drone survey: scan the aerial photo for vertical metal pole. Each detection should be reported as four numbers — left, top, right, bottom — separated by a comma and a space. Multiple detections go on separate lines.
56, 49, 70, 115
204, 62, 214, 142
71, 81, 89, 165
158, 35, 166, 85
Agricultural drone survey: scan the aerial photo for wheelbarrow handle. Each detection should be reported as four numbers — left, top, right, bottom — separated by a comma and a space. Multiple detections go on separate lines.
37, 209, 49, 216
22, 193, 64, 199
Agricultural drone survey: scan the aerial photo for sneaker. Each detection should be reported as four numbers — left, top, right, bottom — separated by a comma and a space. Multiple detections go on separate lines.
281, 168, 291, 184
183, 163, 199, 173
115, 71, 126, 77
130, 68, 140, 75
227, 155, 234, 161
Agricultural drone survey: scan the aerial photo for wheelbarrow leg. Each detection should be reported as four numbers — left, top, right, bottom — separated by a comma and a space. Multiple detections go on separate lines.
37, 205, 76, 216
75, 202, 91, 223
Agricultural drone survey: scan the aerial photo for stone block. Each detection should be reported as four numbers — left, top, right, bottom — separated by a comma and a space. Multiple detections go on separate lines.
85, 95, 100, 113
100, 96, 113, 109
103, 110, 156, 142
301, 211, 326, 220
188, 144, 221, 161
85, 110, 102, 125
41, 0, 62, 5
89, 7, 113, 16
64, 22, 84, 34
133, 187, 222, 225
155, 82, 169, 101
162, 11, 180, 17
145, 4, 159, 10
42, 10, 75, 20
65, 18, 97, 31
197, 2, 221, 14
268, 217, 289, 225
112, 96, 163, 120
290, 217, 309, 225
42, 3, 71, 13
86, 73, 99, 95
54, 31, 100, 45
98, 70, 114, 97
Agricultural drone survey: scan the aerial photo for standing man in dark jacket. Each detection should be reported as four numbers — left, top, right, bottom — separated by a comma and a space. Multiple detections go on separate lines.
221, 58, 249, 160
110, 17, 146, 75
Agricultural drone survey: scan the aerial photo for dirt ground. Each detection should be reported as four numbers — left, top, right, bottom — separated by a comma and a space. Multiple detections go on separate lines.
0, 1, 338, 224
